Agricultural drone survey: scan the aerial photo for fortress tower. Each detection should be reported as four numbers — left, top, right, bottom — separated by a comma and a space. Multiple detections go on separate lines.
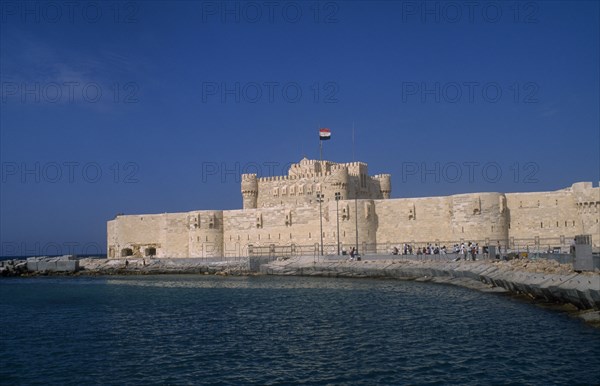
241, 173, 258, 209
374, 174, 391, 199
244, 158, 392, 208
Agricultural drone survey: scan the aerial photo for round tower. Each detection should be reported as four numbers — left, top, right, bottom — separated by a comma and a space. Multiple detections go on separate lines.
327, 165, 349, 197
374, 174, 392, 199
188, 211, 224, 258
241, 174, 258, 209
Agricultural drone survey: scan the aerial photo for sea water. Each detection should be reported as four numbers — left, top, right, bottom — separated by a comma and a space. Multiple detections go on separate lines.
1, 275, 599, 385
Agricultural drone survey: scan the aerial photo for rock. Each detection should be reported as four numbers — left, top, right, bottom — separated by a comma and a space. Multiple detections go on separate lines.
576, 310, 600, 324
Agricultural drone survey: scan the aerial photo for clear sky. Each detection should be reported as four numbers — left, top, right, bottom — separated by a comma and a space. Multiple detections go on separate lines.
1, 1, 599, 256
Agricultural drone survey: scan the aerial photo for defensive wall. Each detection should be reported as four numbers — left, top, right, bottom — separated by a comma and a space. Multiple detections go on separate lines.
107, 159, 599, 258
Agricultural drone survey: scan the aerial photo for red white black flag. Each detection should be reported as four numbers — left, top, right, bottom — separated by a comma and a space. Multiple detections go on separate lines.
319, 128, 331, 140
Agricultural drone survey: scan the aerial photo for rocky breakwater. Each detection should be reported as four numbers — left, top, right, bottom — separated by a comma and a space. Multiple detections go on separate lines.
1, 257, 251, 277
0, 259, 29, 276
1, 255, 79, 276
77, 257, 251, 276
27, 255, 79, 273
261, 256, 600, 326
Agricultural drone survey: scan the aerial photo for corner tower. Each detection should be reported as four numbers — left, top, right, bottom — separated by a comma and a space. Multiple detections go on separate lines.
374, 174, 392, 199
241, 173, 258, 209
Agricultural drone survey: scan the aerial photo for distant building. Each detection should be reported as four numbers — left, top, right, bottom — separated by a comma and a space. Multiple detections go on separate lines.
107, 158, 599, 258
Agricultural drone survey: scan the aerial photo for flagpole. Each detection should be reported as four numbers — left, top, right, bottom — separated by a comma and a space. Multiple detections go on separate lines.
352, 121, 355, 161
317, 127, 324, 258
318, 123, 321, 161
320, 139, 323, 162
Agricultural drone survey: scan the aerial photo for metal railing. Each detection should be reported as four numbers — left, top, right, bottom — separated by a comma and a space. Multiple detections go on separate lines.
245, 237, 589, 260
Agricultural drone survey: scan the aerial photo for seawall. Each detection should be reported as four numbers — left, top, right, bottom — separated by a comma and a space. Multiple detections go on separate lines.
0, 257, 250, 277
77, 257, 250, 275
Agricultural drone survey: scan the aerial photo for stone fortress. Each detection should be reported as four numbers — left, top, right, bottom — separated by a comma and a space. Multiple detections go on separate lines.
107, 158, 600, 258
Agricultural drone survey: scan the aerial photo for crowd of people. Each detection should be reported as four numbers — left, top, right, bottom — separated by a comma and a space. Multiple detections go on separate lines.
392, 243, 447, 255
389, 241, 501, 261
342, 241, 506, 261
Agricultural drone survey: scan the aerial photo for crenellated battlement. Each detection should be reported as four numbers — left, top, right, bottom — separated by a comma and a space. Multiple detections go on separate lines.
242, 158, 391, 208
258, 172, 344, 182
241, 173, 257, 181
344, 161, 367, 167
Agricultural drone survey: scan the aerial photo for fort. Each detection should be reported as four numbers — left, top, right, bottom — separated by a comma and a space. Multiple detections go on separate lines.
107, 157, 599, 258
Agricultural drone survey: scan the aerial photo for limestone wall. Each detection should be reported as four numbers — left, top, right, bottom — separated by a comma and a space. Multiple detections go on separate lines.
572, 182, 600, 246
187, 211, 224, 258
107, 214, 165, 258
375, 197, 451, 245
107, 171, 599, 257
222, 205, 323, 256
107, 210, 225, 258
221, 200, 376, 256
374, 192, 508, 247
449, 193, 509, 244
505, 183, 600, 248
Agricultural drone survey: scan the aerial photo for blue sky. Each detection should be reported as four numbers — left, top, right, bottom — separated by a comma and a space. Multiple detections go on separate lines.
1, 1, 599, 256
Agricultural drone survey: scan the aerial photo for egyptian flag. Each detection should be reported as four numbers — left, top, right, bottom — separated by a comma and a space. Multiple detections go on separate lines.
319, 128, 331, 140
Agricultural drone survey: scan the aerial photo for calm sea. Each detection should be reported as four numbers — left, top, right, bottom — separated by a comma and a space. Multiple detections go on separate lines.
1, 275, 599, 385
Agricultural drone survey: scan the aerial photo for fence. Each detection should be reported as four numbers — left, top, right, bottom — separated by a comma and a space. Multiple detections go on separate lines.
246, 237, 594, 261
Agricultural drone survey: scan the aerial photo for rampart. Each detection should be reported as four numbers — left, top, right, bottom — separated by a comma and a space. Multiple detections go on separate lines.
107, 158, 599, 258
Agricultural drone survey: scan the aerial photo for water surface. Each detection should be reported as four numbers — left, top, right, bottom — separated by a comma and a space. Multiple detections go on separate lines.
1, 275, 599, 385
